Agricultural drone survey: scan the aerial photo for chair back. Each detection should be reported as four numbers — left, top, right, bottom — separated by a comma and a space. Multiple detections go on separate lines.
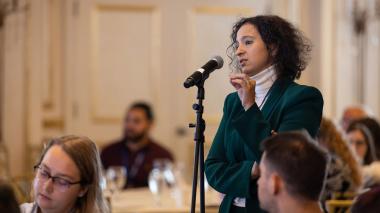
326, 199, 353, 213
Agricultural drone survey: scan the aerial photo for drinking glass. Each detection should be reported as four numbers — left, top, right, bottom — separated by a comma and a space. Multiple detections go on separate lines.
106, 166, 127, 194
148, 164, 166, 206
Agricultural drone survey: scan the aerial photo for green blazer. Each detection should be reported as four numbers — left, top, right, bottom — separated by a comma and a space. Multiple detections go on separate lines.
205, 78, 323, 213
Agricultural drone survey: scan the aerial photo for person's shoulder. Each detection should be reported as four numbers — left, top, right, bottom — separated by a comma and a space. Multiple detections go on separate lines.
225, 92, 238, 102
223, 92, 241, 111
287, 82, 322, 97
101, 139, 125, 154
149, 141, 170, 152
148, 141, 173, 159
284, 82, 323, 103
20, 203, 37, 213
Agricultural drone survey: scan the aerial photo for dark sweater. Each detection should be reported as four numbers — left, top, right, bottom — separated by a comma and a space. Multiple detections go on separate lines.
101, 139, 174, 188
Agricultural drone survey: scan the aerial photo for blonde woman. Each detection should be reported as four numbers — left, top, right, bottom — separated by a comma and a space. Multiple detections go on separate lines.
317, 117, 362, 201
20, 135, 109, 213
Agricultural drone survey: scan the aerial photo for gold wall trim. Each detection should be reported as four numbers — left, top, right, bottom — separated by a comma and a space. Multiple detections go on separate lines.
90, 4, 160, 124
97, 4, 155, 12
193, 6, 253, 16
91, 116, 122, 124
43, 0, 63, 111
42, 119, 64, 129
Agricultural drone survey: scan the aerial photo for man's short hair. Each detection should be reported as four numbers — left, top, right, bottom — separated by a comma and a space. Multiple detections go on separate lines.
261, 131, 328, 201
128, 101, 154, 121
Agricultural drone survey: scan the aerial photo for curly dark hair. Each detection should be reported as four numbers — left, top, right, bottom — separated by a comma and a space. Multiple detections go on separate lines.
227, 15, 312, 80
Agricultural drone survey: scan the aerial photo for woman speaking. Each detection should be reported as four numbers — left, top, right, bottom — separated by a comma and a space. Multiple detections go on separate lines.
205, 15, 323, 213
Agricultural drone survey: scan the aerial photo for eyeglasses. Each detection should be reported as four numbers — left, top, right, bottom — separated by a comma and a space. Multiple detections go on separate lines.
34, 165, 83, 192
350, 139, 367, 146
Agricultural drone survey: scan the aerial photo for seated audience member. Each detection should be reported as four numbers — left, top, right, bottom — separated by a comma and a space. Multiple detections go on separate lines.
20, 135, 109, 213
101, 102, 174, 188
340, 106, 368, 132
316, 117, 362, 201
347, 117, 380, 189
0, 181, 20, 213
346, 117, 380, 166
351, 185, 380, 213
258, 131, 327, 213
352, 158, 380, 213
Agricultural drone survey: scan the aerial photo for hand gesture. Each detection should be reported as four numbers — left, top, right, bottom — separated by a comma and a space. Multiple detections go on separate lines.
230, 73, 256, 110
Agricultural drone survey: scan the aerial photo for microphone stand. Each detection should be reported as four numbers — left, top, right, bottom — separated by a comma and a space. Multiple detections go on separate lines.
188, 78, 207, 213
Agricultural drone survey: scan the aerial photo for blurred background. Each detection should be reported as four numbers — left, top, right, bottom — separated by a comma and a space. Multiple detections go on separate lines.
0, 0, 379, 184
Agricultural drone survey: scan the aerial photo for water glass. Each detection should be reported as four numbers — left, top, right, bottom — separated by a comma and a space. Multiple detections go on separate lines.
106, 166, 127, 194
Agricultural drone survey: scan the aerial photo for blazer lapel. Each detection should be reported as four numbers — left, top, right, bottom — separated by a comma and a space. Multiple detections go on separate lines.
261, 78, 292, 120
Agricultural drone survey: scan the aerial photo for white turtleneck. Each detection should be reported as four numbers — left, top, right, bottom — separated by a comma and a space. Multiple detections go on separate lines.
250, 65, 277, 109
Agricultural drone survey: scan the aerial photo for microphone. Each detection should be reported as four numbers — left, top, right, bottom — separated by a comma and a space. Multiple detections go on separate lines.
183, 56, 224, 88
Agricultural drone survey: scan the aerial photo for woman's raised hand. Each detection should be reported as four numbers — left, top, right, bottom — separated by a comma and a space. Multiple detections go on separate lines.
230, 73, 256, 110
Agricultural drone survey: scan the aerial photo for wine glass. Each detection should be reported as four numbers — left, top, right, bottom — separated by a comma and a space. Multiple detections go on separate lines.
163, 160, 176, 188
148, 163, 166, 206
106, 166, 127, 195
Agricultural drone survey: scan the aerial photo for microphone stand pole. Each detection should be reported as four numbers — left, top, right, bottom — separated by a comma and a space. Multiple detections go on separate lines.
189, 79, 206, 213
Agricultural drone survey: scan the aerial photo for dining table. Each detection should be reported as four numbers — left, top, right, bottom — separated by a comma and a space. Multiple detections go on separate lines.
110, 185, 220, 213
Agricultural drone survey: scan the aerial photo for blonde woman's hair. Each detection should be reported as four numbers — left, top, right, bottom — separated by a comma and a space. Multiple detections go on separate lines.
35, 135, 109, 213
317, 117, 362, 189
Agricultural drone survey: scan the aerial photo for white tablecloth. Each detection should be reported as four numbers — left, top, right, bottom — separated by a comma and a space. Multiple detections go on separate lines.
110, 187, 220, 213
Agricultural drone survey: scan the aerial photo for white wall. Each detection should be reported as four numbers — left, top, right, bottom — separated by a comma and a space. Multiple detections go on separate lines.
1, 12, 27, 177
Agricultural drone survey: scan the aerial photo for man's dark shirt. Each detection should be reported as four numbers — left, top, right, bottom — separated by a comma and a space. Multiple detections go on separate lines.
101, 139, 174, 188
